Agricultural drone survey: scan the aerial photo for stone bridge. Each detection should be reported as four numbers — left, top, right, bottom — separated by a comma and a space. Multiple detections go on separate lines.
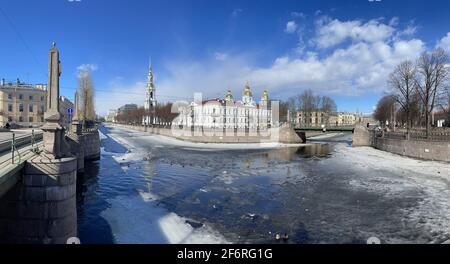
0, 44, 100, 244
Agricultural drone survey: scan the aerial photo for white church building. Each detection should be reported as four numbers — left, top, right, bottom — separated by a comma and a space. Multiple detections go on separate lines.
175, 83, 273, 130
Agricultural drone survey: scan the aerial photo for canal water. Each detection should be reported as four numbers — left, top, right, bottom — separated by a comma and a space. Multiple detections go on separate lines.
76, 125, 447, 244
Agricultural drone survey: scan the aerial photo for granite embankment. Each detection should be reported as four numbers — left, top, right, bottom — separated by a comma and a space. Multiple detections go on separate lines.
353, 125, 450, 162
107, 123, 304, 144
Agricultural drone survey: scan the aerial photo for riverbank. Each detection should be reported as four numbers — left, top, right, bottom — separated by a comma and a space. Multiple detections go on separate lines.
353, 125, 450, 162
104, 124, 308, 149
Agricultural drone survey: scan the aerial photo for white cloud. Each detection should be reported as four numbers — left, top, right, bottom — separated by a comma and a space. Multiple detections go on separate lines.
291, 12, 305, 18
284, 21, 298, 34
151, 18, 427, 103
315, 18, 395, 49
214, 52, 228, 61
97, 16, 441, 115
401, 25, 417, 36
389, 17, 399, 27
437, 32, 450, 51
150, 38, 424, 104
77, 63, 98, 78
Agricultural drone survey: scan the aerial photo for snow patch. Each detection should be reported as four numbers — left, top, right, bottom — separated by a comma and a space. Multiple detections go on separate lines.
309, 133, 344, 140
99, 130, 108, 140
100, 192, 229, 244
337, 144, 450, 243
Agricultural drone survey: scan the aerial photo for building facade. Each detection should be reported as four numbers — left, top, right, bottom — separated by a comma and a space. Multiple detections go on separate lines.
434, 110, 449, 127
118, 104, 138, 116
295, 110, 357, 127
296, 111, 329, 126
105, 109, 117, 123
329, 112, 357, 126
59, 96, 74, 129
1, 79, 75, 129
0, 79, 47, 128
175, 83, 272, 130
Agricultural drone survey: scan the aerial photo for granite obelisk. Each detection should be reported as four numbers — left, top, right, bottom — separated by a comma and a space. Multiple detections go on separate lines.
41, 42, 67, 159
72, 91, 82, 135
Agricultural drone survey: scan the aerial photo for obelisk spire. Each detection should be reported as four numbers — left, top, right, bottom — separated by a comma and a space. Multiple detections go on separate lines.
71, 90, 82, 136
42, 42, 67, 158
73, 91, 79, 122
147, 58, 154, 90
45, 42, 61, 122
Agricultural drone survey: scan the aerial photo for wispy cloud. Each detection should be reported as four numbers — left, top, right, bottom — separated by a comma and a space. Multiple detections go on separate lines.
437, 32, 450, 51
284, 21, 298, 34
214, 52, 228, 61
97, 16, 445, 115
291, 12, 305, 18
77, 63, 98, 78
231, 8, 242, 18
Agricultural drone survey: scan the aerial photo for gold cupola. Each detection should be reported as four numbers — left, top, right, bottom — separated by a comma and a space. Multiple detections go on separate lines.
243, 81, 252, 97
261, 90, 269, 101
225, 89, 233, 101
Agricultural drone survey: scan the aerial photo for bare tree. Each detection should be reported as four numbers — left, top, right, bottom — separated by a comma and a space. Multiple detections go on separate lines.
374, 95, 396, 127
278, 100, 289, 123
155, 102, 178, 126
389, 60, 416, 134
319, 96, 337, 125
297, 90, 316, 126
78, 69, 96, 126
286, 96, 297, 123
415, 48, 449, 136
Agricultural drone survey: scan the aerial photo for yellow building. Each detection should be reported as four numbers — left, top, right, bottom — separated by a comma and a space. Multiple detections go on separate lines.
329, 112, 357, 126
296, 111, 357, 127
0, 79, 47, 128
296, 111, 329, 126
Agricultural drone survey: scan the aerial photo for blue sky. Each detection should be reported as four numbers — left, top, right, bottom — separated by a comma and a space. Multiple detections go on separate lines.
1, 0, 450, 115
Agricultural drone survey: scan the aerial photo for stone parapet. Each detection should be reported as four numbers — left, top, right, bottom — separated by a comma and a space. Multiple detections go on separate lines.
373, 137, 450, 162
66, 133, 85, 173
352, 125, 374, 147
82, 130, 100, 160
110, 123, 303, 144
0, 155, 78, 244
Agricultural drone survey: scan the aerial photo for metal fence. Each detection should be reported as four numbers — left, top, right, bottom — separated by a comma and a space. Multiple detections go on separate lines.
0, 130, 43, 169
375, 130, 450, 141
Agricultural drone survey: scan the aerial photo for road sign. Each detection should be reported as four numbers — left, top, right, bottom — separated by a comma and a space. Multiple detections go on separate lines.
68, 108, 73, 114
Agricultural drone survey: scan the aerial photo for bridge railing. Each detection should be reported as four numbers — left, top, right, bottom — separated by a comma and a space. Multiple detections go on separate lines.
0, 132, 43, 169
0, 131, 43, 154
82, 126, 98, 133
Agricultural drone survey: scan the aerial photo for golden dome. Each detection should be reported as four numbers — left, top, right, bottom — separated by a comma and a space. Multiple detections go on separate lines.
244, 82, 252, 97
225, 89, 233, 100
261, 90, 268, 101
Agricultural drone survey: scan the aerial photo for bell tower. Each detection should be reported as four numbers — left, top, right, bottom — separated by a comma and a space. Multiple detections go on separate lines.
144, 59, 157, 125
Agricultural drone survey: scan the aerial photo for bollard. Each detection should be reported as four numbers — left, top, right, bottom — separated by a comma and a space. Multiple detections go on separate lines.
32, 129, 35, 149
11, 133, 15, 164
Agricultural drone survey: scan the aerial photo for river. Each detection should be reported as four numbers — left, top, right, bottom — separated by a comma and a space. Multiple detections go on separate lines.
76, 125, 450, 244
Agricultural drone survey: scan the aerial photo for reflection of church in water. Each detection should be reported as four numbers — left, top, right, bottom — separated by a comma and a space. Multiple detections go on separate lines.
175, 83, 273, 130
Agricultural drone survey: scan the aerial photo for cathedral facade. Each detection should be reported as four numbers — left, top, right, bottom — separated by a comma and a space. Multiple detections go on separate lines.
175, 83, 272, 130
